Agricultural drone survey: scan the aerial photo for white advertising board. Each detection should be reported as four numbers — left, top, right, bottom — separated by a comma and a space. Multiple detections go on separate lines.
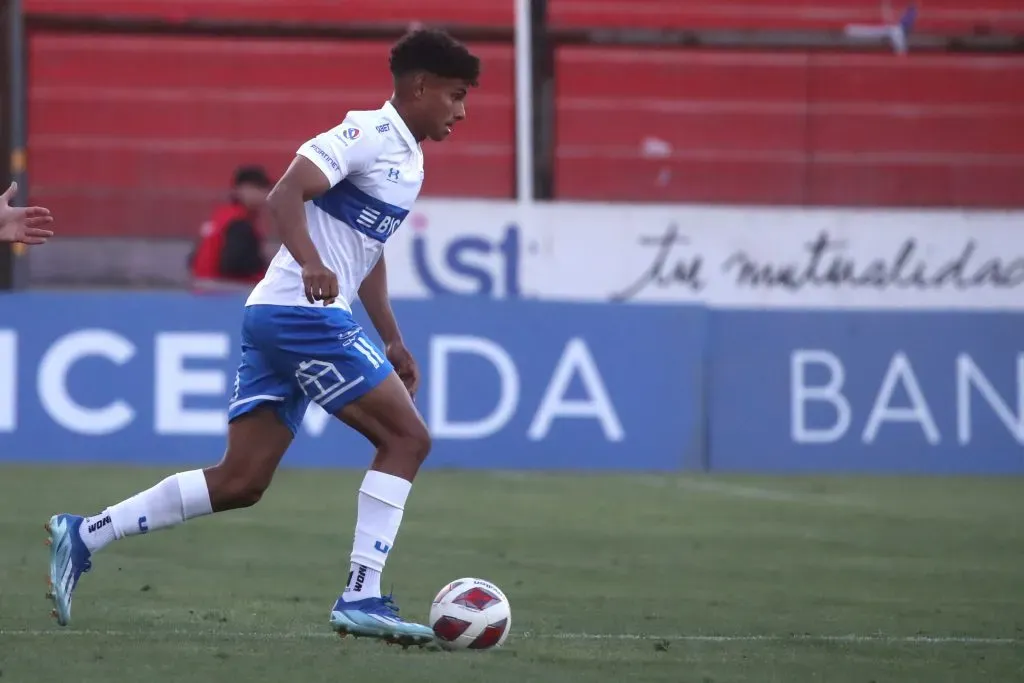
383, 199, 1024, 310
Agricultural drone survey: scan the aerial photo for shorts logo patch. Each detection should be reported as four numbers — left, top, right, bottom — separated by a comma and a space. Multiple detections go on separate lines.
295, 359, 366, 407
338, 328, 362, 347
296, 360, 346, 402
341, 127, 361, 141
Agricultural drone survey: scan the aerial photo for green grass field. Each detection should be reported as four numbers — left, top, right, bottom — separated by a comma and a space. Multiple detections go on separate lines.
1, 466, 1022, 683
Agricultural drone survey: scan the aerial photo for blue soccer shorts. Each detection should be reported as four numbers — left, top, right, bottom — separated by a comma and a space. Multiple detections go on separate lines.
227, 304, 394, 434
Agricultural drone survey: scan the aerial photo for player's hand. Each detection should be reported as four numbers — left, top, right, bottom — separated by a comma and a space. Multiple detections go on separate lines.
0, 182, 54, 245
386, 341, 420, 397
301, 262, 338, 306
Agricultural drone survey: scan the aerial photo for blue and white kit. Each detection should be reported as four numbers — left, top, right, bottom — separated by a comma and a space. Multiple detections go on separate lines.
228, 101, 425, 433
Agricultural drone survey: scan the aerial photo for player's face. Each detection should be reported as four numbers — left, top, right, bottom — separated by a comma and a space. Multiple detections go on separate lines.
422, 77, 471, 142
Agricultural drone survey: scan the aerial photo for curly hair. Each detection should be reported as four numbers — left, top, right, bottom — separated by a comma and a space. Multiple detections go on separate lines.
389, 28, 480, 86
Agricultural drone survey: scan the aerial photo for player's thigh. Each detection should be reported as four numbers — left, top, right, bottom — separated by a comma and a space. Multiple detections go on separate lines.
211, 406, 295, 501
218, 316, 308, 491
252, 304, 428, 453
274, 310, 428, 451
229, 305, 313, 435
335, 371, 429, 453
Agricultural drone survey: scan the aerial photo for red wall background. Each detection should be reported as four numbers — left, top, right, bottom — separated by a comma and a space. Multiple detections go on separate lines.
23, 0, 1024, 236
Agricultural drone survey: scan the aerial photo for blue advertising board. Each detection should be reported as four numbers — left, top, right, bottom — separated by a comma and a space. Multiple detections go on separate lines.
707, 310, 1024, 474
1, 292, 1021, 473
0, 293, 705, 471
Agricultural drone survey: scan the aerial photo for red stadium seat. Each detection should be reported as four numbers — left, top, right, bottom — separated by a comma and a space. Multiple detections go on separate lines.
23, 0, 1024, 223
27, 34, 514, 237
25, 0, 1024, 34
548, 0, 1024, 34
554, 47, 1024, 207
24, 0, 513, 27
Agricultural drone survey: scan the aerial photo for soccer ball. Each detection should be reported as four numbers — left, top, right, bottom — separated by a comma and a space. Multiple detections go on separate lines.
428, 577, 511, 650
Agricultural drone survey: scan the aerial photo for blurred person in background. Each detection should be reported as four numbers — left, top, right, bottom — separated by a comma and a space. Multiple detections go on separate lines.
0, 181, 53, 245
188, 165, 272, 291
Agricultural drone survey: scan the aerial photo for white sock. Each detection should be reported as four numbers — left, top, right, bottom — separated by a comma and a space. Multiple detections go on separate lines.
342, 470, 411, 601
345, 563, 381, 600
78, 470, 213, 553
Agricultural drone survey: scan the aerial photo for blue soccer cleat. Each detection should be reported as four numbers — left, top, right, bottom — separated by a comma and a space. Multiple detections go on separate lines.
329, 593, 435, 648
44, 513, 92, 626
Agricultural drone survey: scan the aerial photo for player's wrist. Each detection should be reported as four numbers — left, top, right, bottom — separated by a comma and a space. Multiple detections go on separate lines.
298, 254, 326, 270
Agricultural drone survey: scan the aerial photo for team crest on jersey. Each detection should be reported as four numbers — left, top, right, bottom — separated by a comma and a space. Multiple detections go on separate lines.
341, 127, 361, 141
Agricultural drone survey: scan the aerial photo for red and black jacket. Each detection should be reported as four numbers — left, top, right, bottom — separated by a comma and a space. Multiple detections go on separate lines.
189, 203, 267, 286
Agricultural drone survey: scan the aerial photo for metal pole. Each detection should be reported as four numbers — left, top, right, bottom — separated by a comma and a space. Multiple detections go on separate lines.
514, 0, 534, 204
1, 0, 26, 289
10, 0, 27, 287
530, 0, 552, 199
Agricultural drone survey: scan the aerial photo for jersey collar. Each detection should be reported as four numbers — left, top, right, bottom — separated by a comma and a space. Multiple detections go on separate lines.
382, 100, 420, 152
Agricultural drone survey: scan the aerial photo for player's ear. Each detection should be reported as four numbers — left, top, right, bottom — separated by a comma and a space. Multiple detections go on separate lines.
412, 72, 428, 99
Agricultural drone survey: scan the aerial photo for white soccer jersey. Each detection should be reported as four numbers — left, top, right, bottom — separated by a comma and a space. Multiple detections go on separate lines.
246, 100, 424, 312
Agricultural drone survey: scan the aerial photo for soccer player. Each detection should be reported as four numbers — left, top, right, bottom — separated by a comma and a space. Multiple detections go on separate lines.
45, 28, 480, 647
0, 181, 54, 245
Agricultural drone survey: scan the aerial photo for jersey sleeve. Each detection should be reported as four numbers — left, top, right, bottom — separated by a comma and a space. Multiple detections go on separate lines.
295, 116, 382, 187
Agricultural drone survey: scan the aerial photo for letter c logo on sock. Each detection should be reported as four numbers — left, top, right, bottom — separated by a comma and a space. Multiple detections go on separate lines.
138, 516, 149, 534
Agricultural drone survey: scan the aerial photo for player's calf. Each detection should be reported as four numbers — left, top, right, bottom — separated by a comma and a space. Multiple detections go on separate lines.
336, 374, 432, 603
76, 469, 213, 553
45, 408, 292, 625
327, 373, 437, 643
44, 469, 212, 627
71, 408, 291, 553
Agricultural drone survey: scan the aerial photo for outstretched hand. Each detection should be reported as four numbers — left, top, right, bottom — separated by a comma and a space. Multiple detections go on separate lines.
0, 182, 54, 245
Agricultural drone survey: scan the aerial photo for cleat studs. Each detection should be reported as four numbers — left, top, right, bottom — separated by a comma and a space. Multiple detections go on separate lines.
50, 609, 58, 619
44, 522, 50, 532
45, 591, 53, 600
44, 538, 51, 546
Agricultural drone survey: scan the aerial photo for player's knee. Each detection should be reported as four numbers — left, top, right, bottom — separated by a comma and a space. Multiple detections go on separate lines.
386, 419, 432, 463
407, 420, 433, 462
226, 477, 268, 509
206, 462, 272, 510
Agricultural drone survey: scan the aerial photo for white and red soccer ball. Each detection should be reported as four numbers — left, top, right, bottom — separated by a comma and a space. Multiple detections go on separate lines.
429, 577, 511, 651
